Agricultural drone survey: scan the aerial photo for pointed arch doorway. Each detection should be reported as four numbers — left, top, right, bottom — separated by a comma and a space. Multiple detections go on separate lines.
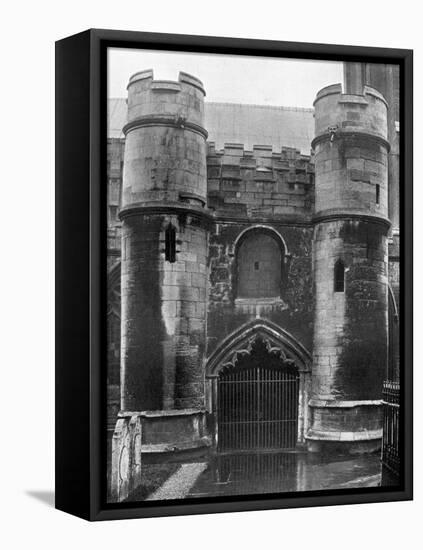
217, 338, 299, 451
206, 320, 311, 453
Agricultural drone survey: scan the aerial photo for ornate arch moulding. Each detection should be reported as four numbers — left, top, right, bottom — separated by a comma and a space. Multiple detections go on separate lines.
206, 319, 311, 377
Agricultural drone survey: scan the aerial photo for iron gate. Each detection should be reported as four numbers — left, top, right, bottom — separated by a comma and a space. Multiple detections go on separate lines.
217, 361, 299, 452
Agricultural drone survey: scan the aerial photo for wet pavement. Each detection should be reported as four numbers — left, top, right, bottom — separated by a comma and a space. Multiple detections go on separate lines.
187, 451, 397, 499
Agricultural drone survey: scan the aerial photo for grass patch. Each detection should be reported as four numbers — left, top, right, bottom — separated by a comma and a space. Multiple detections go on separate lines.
124, 462, 180, 502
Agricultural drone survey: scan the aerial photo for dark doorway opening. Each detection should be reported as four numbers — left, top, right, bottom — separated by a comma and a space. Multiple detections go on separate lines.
217, 338, 299, 452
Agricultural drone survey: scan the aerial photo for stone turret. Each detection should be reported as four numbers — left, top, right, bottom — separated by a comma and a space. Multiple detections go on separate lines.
308, 83, 390, 452
119, 70, 212, 453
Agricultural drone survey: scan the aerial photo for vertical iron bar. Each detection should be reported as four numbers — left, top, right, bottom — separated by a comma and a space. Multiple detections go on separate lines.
289, 374, 292, 447
278, 369, 281, 449
232, 370, 234, 451
283, 371, 286, 448
287, 371, 290, 448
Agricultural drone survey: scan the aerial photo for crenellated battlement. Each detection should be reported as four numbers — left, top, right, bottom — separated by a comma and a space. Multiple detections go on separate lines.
127, 69, 205, 94
125, 69, 206, 132
312, 81, 390, 222
207, 142, 314, 182
313, 83, 388, 146
121, 69, 208, 211
206, 142, 315, 220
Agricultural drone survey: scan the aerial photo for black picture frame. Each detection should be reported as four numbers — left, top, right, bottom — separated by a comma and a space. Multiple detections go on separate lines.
55, 28, 413, 521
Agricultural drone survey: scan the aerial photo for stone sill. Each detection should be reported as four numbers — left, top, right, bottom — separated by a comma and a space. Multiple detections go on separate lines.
235, 297, 287, 307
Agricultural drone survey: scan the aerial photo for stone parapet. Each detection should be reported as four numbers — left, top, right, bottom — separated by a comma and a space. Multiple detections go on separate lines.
207, 143, 314, 220
126, 70, 206, 124
313, 84, 388, 143
136, 409, 211, 454
122, 70, 208, 210
312, 83, 389, 220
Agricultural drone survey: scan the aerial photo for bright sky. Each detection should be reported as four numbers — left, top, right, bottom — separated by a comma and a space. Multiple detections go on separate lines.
108, 48, 343, 109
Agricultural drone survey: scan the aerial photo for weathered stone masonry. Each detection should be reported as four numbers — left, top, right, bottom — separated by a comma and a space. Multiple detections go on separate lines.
206, 143, 315, 356
118, 70, 211, 454
308, 83, 390, 452
107, 64, 400, 494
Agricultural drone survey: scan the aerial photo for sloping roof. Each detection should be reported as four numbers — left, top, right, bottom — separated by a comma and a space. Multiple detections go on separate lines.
108, 98, 128, 139
108, 98, 314, 154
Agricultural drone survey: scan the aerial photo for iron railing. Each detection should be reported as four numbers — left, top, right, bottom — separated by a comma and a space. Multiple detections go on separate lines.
382, 380, 400, 476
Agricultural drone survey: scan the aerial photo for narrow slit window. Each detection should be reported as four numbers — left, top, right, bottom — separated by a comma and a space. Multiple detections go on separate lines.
165, 224, 176, 263
334, 260, 345, 293
376, 184, 380, 205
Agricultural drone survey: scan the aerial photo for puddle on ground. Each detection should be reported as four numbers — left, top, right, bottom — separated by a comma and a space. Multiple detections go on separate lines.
188, 452, 397, 498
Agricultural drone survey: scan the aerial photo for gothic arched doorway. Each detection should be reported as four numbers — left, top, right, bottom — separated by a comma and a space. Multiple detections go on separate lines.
217, 337, 300, 452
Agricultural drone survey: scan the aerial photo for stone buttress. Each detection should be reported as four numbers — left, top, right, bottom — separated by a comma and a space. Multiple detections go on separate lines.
118, 70, 212, 454
307, 82, 390, 452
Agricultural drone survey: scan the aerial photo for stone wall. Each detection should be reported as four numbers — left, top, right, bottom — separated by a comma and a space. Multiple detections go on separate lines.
120, 213, 208, 412
207, 143, 314, 222
107, 138, 124, 272
312, 219, 388, 402
207, 222, 314, 358
108, 139, 316, 380
205, 143, 315, 360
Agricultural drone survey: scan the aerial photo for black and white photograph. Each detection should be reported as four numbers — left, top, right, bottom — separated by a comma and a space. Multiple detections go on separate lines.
2, 0, 421, 542
106, 47, 402, 503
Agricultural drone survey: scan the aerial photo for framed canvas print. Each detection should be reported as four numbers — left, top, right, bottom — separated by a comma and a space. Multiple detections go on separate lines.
55, 29, 413, 521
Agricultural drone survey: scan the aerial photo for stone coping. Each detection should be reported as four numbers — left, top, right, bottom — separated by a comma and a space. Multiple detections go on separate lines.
127, 69, 153, 88
309, 399, 383, 408
311, 129, 390, 152
306, 428, 382, 442
150, 81, 181, 93
234, 296, 286, 306
141, 437, 211, 454
127, 69, 206, 95
312, 210, 391, 230
118, 408, 206, 418
381, 401, 400, 408
122, 114, 208, 139
313, 83, 388, 107
213, 214, 313, 226
119, 201, 214, 223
